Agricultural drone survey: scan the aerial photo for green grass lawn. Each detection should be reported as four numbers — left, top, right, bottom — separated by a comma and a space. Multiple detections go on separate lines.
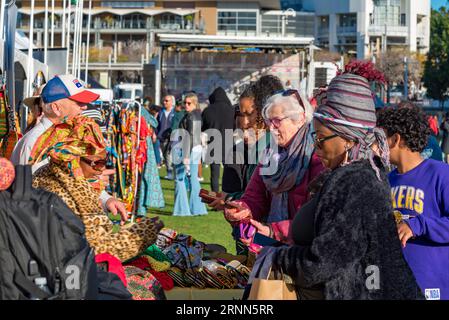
145, 166, 236, 255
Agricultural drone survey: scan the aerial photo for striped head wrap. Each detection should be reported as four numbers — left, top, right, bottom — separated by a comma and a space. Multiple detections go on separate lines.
314, 68, 390, 180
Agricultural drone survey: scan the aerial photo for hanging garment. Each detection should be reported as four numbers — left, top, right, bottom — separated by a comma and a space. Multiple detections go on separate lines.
137, 108, 165, 215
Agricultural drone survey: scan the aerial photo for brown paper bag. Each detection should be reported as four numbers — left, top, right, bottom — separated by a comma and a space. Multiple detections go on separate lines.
248, 273, 297, 300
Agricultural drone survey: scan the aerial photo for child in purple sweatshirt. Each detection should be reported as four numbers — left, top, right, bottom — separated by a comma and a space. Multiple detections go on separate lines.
378, 106, 449, 300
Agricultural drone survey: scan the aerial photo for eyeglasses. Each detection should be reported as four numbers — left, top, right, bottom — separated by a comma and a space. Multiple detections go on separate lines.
265, 116, 289, 129
81, 158, 106, 170
311, 132, 339, 149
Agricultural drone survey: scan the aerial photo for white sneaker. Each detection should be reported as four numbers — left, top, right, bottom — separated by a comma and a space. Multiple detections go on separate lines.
198, 177, 204, 182
164, 173, 173, 180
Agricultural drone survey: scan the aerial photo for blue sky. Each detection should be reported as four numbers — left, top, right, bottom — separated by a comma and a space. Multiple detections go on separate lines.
433, 0, 448, 9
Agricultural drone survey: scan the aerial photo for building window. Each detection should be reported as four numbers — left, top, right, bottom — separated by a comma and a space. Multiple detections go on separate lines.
339, 14, 357, 27
372, 0, 402, 26
217, 11, 257, 34
101, 1, 155, 8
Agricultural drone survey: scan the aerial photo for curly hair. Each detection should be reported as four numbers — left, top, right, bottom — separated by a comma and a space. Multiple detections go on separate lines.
253, 75, 284, 110
376, 106, 430, 153
239, 84, 266, 129
239, 84, 256, 100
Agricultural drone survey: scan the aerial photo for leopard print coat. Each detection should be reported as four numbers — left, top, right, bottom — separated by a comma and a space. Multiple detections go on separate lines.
32, 163, 159, 262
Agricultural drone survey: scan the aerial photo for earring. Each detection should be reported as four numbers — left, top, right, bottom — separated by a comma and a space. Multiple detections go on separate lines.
343, 145, 350, 165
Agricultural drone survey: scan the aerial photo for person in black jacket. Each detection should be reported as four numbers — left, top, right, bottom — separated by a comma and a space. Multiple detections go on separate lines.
440, 112, 449, 163
172, 93, 208, 216
253, 64, 423, 300
201, 87, 235, 193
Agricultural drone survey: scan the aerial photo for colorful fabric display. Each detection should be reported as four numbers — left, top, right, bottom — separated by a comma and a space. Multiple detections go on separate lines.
156, 228, 177, 249
166, 267, 192, 288
143, 244, 171, 263
124, 266, 166, 300
148, 270, 174, 291
146, 255, 171, 272
163, 234, 204, 270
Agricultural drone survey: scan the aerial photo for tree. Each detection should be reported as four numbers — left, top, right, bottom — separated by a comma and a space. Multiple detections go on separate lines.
376, 48, 423, 103
423, 8, 449, 109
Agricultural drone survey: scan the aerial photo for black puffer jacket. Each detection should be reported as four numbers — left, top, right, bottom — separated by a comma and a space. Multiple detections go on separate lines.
201, 87, 235, 163
178, 109, 202, 153
273, 159, 424, 300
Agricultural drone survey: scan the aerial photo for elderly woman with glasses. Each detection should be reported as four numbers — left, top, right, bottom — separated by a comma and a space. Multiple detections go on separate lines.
31, 116, 164, 262
260, 61, 423, 300
224, 89, 325, 244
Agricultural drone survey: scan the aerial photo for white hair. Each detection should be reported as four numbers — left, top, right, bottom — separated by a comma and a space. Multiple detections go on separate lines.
262, 91, 313, 124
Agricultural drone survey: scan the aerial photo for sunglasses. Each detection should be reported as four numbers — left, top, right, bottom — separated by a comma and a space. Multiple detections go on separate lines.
273, 89, 306, 111
311, 132, 339, 149
81, 158, 107, 170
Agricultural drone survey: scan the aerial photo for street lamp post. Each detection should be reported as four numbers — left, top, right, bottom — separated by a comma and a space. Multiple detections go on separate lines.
404, 56, 409, 100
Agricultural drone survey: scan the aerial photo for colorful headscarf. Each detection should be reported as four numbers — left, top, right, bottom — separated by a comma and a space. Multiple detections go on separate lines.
313, 60, 389, 180
29, 116, 106, 180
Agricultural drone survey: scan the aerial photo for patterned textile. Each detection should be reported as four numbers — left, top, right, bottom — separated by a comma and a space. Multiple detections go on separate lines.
156, 228, 177, 249
33, 163, 161, 262
314, 64, 390, 180
163, 234, 205, 270
137, 108, 165, 214
143, 244, 171, 263
29, 115, 106, 185
0, 157, 15, 190
124, 266, 166, 300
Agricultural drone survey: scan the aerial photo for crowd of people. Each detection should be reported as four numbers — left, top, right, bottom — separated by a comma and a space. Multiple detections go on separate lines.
2, 58, 449, 300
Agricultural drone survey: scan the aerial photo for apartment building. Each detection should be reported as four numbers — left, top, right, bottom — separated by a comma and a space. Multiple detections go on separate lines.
304, 0, 431, 58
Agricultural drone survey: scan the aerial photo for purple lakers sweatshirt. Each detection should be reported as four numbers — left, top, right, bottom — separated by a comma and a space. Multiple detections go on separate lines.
389, 159, 449, 300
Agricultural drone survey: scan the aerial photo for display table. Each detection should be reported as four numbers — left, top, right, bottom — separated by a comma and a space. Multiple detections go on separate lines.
165, 288, 245, 300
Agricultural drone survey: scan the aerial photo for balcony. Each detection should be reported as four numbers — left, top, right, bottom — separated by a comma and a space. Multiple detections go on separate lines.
18, 17, 203, 34
337, 25, 357, 35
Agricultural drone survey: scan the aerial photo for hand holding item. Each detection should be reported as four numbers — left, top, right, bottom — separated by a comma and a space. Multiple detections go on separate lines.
208, 192, 228, 211
397, 221, 414, 248
106, 197, 128, 225
223, 201, 252, 223
249, 219, 271, 237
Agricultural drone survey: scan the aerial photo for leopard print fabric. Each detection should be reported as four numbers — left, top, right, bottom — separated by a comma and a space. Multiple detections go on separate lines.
33, 163, 159, 262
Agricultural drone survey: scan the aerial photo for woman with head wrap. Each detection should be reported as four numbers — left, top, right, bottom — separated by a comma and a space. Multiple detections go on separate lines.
263, 61, 423, 299
30, 116, 163, 262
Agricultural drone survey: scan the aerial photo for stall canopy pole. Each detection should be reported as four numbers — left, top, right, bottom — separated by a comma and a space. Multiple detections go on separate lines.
44, 0, 48, 65
77, 0, 84, 79
26, 0, 35, 97
65, 0, 71, 74
51, 0, 55, 47
71, 0, 78, 75
62, 0, 66, 47
0, 0, 6, 40
84, 0, 92, 85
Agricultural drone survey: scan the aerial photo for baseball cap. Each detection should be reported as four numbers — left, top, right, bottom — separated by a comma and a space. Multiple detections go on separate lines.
41, 74, 99, 104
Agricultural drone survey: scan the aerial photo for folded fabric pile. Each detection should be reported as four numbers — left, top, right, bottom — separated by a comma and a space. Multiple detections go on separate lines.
153, 228, 253, 290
